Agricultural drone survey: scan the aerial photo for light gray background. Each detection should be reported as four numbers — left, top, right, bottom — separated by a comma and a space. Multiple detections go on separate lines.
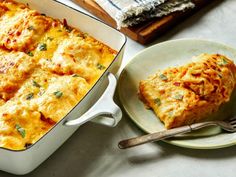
2, 0, 236, 176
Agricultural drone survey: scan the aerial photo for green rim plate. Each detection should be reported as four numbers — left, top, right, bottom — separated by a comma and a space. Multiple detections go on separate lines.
118, 38, 236, 149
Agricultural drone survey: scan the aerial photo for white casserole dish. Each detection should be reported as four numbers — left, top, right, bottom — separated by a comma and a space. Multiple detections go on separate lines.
0, 0, 126, 175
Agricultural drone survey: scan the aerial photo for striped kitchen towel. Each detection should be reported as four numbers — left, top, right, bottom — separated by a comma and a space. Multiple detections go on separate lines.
95, 0, 195, 29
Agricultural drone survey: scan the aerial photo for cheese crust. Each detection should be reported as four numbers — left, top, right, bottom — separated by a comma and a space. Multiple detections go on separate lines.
0, 0, 116, 150
139, 54, 236, 129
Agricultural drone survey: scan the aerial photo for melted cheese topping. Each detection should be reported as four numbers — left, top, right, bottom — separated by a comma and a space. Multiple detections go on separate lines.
0, 50, 36, 101
139, 54, 236, 129
0, 0, 117, 150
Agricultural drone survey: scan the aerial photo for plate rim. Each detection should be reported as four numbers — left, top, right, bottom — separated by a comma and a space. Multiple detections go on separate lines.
118, 38, 236, 149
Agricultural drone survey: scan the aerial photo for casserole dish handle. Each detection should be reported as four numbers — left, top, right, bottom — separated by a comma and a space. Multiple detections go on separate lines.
64, 72, 122, 127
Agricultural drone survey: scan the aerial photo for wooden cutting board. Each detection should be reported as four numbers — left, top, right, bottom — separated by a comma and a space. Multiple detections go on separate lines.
75, 0, 213, 44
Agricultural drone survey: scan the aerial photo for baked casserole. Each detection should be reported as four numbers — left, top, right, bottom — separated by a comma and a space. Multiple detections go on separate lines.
0, 0, 117, 150
139, 54, 236, 129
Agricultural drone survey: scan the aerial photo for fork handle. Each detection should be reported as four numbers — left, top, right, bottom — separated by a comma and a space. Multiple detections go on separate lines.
118, 125, 191, 149
190, 121, 219, 131
118, 121, 219, 149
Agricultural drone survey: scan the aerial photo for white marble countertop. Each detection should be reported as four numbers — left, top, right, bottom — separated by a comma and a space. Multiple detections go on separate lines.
2, 0, 236, 176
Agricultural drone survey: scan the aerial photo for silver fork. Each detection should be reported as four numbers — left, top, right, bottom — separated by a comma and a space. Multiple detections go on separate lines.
118, 117, 236, 149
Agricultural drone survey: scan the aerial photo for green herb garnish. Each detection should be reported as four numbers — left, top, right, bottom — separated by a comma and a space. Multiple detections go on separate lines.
26, 93, 34, 100
38, 43, 47, 51
53, 91, 63, 98
153, 98, 161, 106
159, 74, 168, 81
27, 26, 35, 30
168, 111, 174, 118
15, 124, 26, 138
32, 80, 41, 88
97, 63, 106, 70
27, 51, 34, 57
72, 74, 80, 77
47, 37, 54, 41
217, 58, 228, 66
174, 94, 183, 101
57, 29, 62, 32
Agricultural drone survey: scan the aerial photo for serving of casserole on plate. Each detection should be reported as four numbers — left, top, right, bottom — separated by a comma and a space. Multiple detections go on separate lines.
0, 0, 126, 175
118, 39, 236, 150
139, 53, 236, 129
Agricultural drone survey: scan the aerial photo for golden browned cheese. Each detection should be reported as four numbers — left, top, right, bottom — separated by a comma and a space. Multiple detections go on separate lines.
139, 54, 236, 129
0, 0, 117, 150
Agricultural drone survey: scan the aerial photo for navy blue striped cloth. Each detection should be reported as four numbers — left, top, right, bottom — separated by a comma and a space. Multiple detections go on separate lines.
95, 0, 195, 29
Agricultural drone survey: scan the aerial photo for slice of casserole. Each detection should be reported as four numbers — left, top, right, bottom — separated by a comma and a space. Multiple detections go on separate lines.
0, 49, 37, 101
39, 35, 116, 84
139, 54, 236, 129
0, 101, 54, 150
0, 1, 52, 51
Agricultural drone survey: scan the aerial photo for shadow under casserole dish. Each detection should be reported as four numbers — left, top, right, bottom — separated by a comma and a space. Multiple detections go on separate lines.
139, 54, 236, 129
0, 0, 117, 150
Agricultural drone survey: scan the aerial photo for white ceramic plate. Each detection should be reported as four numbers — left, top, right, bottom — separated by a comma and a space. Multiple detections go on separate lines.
118, 39, 236, 149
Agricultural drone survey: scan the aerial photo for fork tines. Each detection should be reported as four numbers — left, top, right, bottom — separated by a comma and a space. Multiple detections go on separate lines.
229, 117, 236, 127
